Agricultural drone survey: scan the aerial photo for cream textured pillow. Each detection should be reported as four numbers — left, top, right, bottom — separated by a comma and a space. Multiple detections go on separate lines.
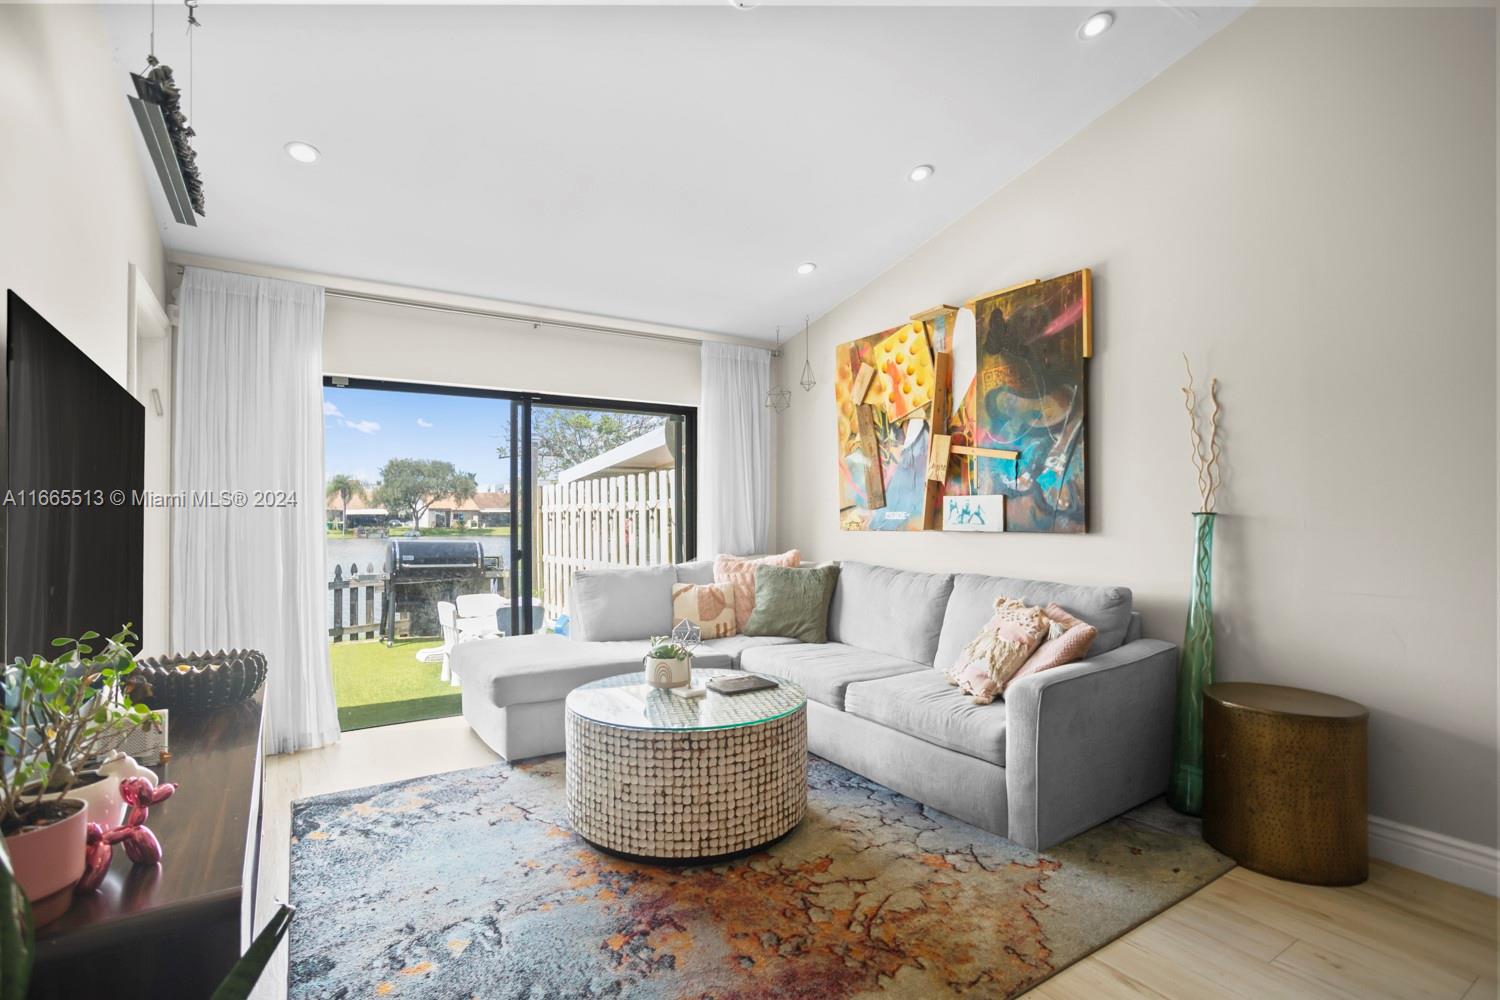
713, 550, 802, 630
671, 582, 738, 639
947, 598, 1052, 705
1004, 604, 1098, 694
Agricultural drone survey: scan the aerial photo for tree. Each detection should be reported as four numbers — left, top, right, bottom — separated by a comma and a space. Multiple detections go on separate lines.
325, 474, 367, 532
499, 410, 665, 482
372, 459, 478, 529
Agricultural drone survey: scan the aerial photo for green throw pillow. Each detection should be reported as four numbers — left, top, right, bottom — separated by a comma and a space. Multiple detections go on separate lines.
744, 564, 840, 643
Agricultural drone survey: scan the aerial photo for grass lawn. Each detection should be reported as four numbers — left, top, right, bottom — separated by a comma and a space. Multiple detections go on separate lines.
330, 638, 461, 731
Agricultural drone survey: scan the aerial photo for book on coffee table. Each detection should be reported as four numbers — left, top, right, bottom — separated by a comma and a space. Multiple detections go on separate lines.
707, 674, 780, 696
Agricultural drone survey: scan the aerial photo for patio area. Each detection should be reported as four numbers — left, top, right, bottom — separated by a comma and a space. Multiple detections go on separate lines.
331, 639, 460, 731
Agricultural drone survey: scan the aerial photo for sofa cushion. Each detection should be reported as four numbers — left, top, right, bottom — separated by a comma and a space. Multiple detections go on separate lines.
844, 670, 1009, 766
569, 565, 676, 641
827, 561, 954, 665
715, 550, 803, 630
452, 633, 734, 707
745, 564, 840, 643
674, 559, 717, 585
739, 642, 925, 710
949, 598, 1053, 705
1005, 603, 1098, 695
672, 582, 738, 639
696, 634, 800, 667
935, 573, 1133, 673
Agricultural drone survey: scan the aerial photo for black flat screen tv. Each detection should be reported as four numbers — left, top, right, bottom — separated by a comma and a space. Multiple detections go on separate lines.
3, 291, 144, 664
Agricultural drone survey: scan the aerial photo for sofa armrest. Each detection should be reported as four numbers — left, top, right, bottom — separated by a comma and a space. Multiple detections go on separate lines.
1004, 638, 1178, 851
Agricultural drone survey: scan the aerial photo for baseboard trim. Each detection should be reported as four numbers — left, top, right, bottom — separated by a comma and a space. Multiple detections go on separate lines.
1368, 815, 1499, 896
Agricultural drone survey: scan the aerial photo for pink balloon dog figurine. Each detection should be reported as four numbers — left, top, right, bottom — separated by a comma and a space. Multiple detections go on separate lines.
76, 823, 114, 894
119, 777, 177, 828
75, 777, 180, 893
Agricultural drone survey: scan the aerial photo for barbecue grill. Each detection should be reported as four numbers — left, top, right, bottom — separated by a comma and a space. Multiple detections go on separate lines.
382, 539, 489, 643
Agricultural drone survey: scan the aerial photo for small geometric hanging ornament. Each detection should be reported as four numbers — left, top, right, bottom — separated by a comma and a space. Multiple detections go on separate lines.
799, 314, 816, 392
670, 618, 702, 653
765, 326, 792, 412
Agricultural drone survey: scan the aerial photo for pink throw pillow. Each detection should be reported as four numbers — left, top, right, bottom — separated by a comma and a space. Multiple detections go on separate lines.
947, 598, 1052, 705
1003, 603, 1097, 695
713, 550, 802, 630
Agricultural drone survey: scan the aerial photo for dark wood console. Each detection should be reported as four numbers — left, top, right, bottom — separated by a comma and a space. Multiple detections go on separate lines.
29, 690, 266, 998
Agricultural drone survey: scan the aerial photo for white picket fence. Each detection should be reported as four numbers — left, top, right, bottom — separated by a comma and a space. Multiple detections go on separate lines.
539, 470, 677, 621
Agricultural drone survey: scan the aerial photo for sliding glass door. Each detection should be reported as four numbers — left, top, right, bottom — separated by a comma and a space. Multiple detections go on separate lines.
322, 377, 694, 730
525, 399, 693, 636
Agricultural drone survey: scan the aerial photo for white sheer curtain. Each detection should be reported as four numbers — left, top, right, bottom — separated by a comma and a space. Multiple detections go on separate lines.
171, 267, 340, 754
699, 342, 771, 556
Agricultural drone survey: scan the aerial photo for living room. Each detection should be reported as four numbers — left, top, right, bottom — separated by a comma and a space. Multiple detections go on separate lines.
1, 2, 1495, 998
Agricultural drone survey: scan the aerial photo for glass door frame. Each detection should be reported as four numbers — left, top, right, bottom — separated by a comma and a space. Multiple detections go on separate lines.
324, 375, 698, 636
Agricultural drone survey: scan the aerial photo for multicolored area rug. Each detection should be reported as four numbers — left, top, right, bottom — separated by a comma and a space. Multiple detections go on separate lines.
288, 757, 1230, 999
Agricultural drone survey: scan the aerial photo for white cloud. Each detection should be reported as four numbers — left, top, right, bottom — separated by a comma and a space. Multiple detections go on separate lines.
416, 418, 434, 429
323, 400, 343, 418
345, 419, 380, 435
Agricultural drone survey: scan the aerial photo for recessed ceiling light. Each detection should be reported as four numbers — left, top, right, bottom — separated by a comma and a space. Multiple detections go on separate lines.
796, 262, 818, 276
284, 141, 321, 164
908, 164, 935, 183
1079, 11, 1114, 40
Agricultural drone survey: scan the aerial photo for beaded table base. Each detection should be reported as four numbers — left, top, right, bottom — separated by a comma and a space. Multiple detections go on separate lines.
565, 706, 808, 862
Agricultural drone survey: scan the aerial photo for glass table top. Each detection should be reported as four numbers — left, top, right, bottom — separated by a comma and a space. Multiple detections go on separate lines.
566, 668, 805, 731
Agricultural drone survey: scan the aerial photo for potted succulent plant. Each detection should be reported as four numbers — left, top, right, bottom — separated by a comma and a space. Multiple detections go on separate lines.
1, 627, 160, 903
644, 635, 693, 690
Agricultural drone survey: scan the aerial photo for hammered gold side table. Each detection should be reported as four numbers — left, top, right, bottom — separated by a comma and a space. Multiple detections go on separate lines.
1203, 682, 1369, 886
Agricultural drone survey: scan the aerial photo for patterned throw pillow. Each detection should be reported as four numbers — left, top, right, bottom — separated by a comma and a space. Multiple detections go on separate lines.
713, 550, 802, 630
1004, 604, 1098, 694
947, 598, 1052, 705
671, 582, 738, 639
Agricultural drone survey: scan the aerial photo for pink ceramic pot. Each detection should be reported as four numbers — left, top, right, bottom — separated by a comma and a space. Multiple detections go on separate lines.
4, 800, 87, 902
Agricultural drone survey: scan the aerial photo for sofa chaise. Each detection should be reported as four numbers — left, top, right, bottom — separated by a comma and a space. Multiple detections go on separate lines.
451, 559, 1178, 851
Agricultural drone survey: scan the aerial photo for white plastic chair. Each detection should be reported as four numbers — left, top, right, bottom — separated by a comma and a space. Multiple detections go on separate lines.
455, 593, 506, 641
416, 600, 461, 685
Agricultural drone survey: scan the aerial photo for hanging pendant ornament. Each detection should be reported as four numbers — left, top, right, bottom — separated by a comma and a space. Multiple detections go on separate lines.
765, 326, 792, 412
799, 314, 816, 392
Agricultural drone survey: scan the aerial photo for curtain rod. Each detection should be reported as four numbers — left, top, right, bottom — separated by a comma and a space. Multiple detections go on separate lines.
171, 264, 779, 356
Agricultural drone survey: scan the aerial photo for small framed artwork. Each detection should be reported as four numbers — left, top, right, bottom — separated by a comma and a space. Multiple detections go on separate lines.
942, 494, 1004, 532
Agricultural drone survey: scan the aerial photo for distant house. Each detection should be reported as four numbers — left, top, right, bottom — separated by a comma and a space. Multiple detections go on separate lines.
327, 493, 391, 529
421, 490, 511, 529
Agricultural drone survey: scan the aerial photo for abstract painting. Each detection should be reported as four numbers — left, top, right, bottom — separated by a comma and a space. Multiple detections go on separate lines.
835, 322, 937, 531
969, 270, 1091, 533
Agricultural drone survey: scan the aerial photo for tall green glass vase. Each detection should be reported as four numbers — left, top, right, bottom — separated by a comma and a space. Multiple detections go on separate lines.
1168, 511, 1216, 815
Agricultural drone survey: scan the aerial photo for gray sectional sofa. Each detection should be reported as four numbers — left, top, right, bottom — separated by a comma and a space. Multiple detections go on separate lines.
451, 559, 1178, 851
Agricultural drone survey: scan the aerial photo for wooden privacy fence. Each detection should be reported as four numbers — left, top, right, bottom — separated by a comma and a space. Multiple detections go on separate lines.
540, 469, 677, 621
329, 562, 387, 642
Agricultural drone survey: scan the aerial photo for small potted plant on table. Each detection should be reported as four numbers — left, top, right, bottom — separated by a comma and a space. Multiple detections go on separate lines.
644, 636, 693, 690
1, 627, 159, 904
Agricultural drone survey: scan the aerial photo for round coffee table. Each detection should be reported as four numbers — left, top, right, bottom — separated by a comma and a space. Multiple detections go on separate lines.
564, 667, 807, 863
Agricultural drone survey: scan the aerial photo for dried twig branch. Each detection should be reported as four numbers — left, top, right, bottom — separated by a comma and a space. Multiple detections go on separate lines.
1182, 354, 1223, 513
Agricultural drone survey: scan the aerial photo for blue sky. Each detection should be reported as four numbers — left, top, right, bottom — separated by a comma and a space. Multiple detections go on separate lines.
323, 386, 512, 489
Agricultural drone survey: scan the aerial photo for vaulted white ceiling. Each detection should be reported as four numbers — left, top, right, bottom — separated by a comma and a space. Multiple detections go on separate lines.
103, 4, 1241, 339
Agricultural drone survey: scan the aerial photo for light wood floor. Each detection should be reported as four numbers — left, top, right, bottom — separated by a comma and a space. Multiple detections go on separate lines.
253, 716, 1499, 1000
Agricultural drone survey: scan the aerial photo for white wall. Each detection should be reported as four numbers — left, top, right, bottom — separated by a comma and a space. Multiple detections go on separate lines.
775, 7, 1498, 851
0, 5, 166, 383
324, 296, 700, 408
0, 5, 169, 649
